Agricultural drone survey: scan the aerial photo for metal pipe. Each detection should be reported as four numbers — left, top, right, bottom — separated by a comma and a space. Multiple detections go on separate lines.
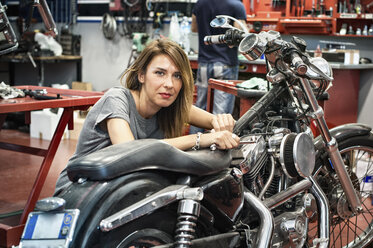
244, 191, 274, 248
263, 178, 312, 210
259, 155, 275, 200
309, 176, 330, 248
299, 77, 362, 213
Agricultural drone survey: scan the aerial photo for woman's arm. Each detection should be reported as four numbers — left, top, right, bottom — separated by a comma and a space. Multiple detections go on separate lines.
107, 112, 239, 151
164, 130, 240, 151
107, 118, 135, 144
188, 105, 235, 132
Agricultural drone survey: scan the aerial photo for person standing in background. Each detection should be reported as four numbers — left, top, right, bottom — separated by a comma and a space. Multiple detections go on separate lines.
189, 0, 247, 134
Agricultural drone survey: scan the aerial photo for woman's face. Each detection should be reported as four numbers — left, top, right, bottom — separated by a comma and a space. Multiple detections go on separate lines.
138, 54, 183, 111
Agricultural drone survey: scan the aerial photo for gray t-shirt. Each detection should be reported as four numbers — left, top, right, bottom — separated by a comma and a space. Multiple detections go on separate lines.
69, 86, 164, 161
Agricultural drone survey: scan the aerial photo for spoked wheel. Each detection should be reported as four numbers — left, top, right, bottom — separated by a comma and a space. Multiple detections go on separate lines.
309, 134, 373, 248
117, 228, 173, 248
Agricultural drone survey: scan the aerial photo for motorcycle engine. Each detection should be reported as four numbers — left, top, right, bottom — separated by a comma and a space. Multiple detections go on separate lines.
233, 134, 268, 196
233, 128, 317, 248
272, 209, 307, 247
271, 193, 317, 248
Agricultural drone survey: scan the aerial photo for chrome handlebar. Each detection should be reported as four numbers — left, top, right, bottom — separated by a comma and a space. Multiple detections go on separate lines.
204, 28, 333, 82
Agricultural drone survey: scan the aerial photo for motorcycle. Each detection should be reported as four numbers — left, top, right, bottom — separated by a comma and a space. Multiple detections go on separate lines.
19, 16, 373, 248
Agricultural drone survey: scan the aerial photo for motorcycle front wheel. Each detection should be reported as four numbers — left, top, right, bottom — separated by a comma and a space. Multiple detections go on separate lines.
309, 132, 373, 248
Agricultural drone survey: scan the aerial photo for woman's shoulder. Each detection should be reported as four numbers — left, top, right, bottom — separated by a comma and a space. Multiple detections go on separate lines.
104, 86, 131, 98
106, 86, 129, 94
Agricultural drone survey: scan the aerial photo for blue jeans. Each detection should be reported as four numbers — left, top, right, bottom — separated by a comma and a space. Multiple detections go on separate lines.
189, 62, 239, 134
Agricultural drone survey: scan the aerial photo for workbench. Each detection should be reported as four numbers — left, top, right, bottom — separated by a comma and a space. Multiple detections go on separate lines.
0, 86, 103, 247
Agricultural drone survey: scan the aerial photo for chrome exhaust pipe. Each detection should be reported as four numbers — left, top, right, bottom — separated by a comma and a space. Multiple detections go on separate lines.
309, 176, 330, 248
244, 191, 274, 248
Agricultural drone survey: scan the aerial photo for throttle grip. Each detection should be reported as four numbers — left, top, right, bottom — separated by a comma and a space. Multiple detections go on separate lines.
204, 34, 227, 45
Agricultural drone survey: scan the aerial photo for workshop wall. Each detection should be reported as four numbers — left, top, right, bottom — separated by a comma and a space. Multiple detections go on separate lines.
74, 21, 198, 92
74, 22, 132, 92
359, 71, 373, 127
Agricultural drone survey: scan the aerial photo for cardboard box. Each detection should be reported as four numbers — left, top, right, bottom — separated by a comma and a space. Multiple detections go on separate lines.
72, 81, 92, 91
344, 50, 360, 65
30, 108, 69, 140
72, 82, 92, 118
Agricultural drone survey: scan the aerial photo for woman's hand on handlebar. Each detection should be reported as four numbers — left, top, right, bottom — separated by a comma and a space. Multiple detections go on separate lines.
201, 130, 240, 150
211, 114, 235, 132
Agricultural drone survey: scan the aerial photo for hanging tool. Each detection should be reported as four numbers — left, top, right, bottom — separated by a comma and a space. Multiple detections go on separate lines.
294, 0, 298, 16
312, 0, 316, 16
349, 0, 354, 12
355, 0, 362, 14
319, 0, 325, 15
343, 0, 347, 13
250, 0, 255, 14
300, 0, 305, 16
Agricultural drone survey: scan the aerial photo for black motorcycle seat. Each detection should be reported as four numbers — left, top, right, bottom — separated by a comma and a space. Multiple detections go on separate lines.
67, 139, 232, 182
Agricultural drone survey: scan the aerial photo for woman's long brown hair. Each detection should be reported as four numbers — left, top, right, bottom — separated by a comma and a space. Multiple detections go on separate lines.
121, 39, 194, 138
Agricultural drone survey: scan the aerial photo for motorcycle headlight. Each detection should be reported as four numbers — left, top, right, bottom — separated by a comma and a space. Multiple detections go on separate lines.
306, 57, 333, 91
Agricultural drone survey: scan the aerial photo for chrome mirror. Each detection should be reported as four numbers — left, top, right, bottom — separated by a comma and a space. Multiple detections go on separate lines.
210, 15, 249, 34
210, 17, 229, 28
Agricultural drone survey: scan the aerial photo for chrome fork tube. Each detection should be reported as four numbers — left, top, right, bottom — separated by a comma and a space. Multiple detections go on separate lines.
244, 191, 274, 248
299, 77, 362, 212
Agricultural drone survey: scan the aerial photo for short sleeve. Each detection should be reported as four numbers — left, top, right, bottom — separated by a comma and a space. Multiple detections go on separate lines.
94, 92, 131, 132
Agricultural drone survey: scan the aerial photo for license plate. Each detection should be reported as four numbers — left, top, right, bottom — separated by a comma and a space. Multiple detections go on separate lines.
19, 209, 80, 248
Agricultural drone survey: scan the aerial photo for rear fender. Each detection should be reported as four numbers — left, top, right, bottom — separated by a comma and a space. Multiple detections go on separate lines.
56, 171, 175, 248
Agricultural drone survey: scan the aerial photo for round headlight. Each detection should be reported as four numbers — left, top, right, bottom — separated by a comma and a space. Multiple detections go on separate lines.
306, 57, 333, 91
306, 57, 332, 79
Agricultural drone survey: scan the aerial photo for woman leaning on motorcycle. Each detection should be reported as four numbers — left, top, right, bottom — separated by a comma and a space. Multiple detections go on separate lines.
70, 38, 239, 159
55, 38, 240, 195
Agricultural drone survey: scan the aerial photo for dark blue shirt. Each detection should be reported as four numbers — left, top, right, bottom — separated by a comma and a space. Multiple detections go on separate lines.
192, 0, 247, 66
